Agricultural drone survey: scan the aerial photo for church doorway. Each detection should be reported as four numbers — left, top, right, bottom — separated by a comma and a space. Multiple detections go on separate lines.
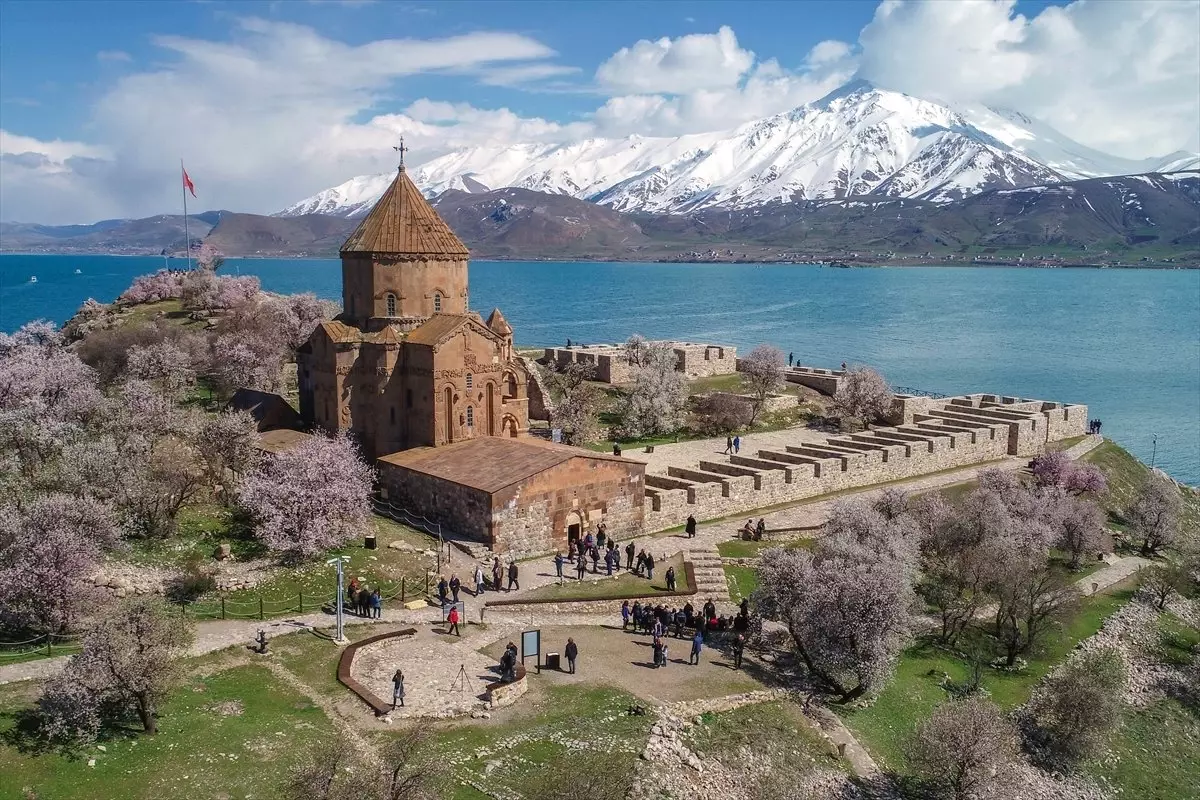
486, 384, 496, 436
443, 386, 453, 443
565, 511, 583, 549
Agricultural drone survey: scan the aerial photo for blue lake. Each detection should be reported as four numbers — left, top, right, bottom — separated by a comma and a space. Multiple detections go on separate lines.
2, 253, 1198, 485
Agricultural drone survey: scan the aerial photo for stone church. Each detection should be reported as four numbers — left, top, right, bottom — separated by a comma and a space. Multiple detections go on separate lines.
297, 161, 645, 555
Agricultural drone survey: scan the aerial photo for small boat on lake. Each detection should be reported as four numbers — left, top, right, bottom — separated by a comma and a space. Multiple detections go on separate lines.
29, 276, 37, 283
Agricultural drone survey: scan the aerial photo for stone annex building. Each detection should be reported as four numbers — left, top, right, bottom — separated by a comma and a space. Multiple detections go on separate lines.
297, 162, 645, 555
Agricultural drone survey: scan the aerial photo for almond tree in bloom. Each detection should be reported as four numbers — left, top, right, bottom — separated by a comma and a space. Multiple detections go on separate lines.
753, 531, 914, 703
547, 361, 603, 445
831, 365, 893, 430
196, 410, 260, 496
909, 696, 1018, 800
0, 493, 117, 635
1030, 646, 1127, 763
37, 598, 194, 738
0, 321, 104, 483
1030, 450, 1107, 496
1128, 472, 1181, 556
125, 341, 197, 401
1049, 492, 1109, 570
238, 433, 374, 560
119, 271, 183, 305
617, 340, 689, 438
739, 344, 786, 424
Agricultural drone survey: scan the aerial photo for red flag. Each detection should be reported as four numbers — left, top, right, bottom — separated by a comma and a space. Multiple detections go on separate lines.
182, 166, 196, 198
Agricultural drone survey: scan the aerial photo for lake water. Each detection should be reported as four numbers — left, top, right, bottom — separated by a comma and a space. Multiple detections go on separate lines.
2, 253, 1198, 485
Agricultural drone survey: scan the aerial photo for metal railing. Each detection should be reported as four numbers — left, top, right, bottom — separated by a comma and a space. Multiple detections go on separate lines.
894, 386, 950, 399
0, 632, 83, 658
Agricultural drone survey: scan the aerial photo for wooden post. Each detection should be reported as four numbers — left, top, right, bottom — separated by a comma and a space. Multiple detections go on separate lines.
221, 597, 226, 620
45, 637, 51, 657
299, 591, 304, 613
401, 578, 405, 602
259, 598, 264, 620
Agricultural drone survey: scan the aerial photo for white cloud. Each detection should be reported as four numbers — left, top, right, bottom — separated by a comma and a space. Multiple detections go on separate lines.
855, 0, 1200, 157
3, 2, 1197, 223
96, 50, 132, 63
595, 25, 755, 94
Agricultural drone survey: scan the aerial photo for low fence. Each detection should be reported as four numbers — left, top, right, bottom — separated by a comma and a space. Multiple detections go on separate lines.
174, 573, 434, 621
0, 632, 83, 659
894, 386, 950, 400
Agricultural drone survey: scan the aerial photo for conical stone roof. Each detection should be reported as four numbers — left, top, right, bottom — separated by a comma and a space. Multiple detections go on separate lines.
340, 168, 469, 258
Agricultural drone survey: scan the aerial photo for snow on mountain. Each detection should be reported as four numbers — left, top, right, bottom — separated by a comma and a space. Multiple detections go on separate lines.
278, 80, 1200, 217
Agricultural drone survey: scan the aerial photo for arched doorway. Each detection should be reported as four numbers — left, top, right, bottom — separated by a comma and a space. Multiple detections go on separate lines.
565, 511, 583, 550
443, 386, 453, 443
501, 415, 519, 438
486, 383, 496, 436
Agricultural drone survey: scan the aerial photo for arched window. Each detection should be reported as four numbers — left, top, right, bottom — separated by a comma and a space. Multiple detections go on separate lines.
433, 292, 442, 313
465, 372, 473, 390
385, 292, 396, 316
465, 406, 474, 428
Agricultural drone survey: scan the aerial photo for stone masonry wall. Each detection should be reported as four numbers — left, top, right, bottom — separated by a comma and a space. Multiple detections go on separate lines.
544, 341, 736, 385
377, 463, 492, 543
641, 394, 1086, 532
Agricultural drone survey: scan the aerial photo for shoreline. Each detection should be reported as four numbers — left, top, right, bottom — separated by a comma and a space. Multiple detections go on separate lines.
2, 252, 1196, 270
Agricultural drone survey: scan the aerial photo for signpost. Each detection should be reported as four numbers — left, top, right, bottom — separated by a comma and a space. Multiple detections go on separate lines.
521, 628, 541, 674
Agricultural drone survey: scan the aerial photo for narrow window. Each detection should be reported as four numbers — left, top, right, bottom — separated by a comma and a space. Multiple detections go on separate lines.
465, 372, 473, 390
385, 292, 396, 316
433, 292, 442, 313
405, 389, 413, 408
466, 406, 474, 428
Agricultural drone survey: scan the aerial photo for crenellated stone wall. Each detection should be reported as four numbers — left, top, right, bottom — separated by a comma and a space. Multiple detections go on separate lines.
641, 392, 1087, 532
544, 341, 736, 384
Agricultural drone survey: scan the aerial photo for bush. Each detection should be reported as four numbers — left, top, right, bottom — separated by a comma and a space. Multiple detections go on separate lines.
1030, 646, 1127, 763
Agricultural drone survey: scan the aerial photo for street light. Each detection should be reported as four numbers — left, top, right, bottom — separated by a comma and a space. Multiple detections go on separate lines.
325, 555, 351, 643
1151, 434, 1158, 469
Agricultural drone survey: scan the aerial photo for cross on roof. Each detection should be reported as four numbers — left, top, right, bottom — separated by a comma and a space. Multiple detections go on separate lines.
394, 136, 409, 172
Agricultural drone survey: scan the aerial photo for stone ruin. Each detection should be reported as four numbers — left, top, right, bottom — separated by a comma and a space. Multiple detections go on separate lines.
544, 341, 737, 384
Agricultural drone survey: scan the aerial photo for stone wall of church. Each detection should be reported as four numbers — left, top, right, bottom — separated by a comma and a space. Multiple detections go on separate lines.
376, 462, 493, 543
420, 326, 528, 448
489, 457, 646, 556
341, 255, 469, 331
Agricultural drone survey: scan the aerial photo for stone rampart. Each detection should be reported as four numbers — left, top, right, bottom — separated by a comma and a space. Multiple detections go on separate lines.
709, 391, 798, 415
544, 340, 736, 384
783, 366, 845, 396
640, 392, 1086, 531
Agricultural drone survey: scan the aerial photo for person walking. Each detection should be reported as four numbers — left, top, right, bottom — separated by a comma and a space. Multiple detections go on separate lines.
564, 637, 579, 674
732, 634, 745, 670
507, 561, 520, 591
724, 435, 733, 455
625, 540, 636, 571
685, 514, 697, 538
554, 551, 564, 579
449, 574, 461, 603
690, 629, 703, 665
788, 352, 793, 367
371, 589, 382, 620
576, 553, 587, 580
474, 564, 485, 596
645, 552, 655, 581
391, 669, 405, 709
665, 566, 676, 592
446, 604, 461, 636
732, 435, 741, 454
491, 560, 502, 593
621, 600, 632, 630
755, 518, 766, 541
590, 545, 600, 574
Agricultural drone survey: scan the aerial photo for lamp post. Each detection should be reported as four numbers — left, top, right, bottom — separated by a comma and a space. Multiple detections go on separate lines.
1151, 434, 1158, 469
326, 555, 351, 643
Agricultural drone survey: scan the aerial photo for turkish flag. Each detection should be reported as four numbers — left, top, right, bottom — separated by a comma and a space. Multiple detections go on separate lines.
182, 166, 196, 198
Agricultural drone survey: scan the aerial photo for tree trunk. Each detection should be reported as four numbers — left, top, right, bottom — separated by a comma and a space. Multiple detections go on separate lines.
136, 694, 156, 734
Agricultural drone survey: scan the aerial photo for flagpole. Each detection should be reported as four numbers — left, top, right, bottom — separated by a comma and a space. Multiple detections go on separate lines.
181, 160, 191, 271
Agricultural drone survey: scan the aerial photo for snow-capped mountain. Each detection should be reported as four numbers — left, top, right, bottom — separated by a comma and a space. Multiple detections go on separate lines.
279, 80, 1199, 217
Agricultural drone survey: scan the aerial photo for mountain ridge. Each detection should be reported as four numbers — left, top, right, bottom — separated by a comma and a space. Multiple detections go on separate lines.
280, 81, 1199, 218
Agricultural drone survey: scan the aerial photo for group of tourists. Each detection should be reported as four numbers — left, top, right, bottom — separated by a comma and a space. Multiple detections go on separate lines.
739, 518, 768, 541
345, 577, 382, 618
1087, 418, 1104, 434
621, 597, 753, 669
554, 526, 665, 584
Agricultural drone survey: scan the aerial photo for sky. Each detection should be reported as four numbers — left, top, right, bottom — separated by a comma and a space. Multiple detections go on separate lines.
1, 0, 1197, 225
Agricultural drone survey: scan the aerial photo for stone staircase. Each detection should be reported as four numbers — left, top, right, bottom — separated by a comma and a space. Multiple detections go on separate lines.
685, 545, 730, 603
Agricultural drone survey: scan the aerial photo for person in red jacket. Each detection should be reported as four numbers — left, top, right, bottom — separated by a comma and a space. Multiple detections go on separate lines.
446, 604, 460, 636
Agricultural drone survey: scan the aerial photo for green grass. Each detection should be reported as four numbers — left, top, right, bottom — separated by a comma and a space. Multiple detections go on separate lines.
513, 552, 690, 602
724, 565, 759, 603
1083, 441, 1200, 537
0, 664, 333, 800
1155, 614, 1200, 668
716, 537, 816, 559
428, 684, 651, 799
837, 581, 1137, 771
1045, 434, 1088, 453
1089, 697, 1200, 800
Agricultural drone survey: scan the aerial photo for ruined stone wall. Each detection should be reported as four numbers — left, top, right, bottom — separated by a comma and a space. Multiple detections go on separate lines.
376, 462, 492, 544
781, 366, 844, 396
709, 392, 798, 416
677, 343, 737, 378
543, 341, 735, 385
